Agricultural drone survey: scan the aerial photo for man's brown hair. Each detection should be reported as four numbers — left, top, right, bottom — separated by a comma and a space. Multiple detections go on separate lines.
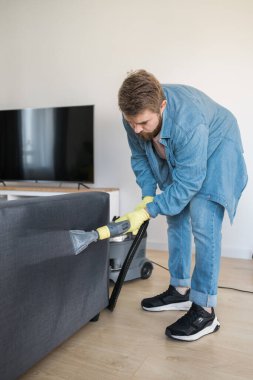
118, 69, 166, 116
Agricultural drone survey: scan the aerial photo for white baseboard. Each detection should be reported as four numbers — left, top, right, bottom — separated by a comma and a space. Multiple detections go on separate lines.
221, 247, 252, 260
147, 241, 252, 260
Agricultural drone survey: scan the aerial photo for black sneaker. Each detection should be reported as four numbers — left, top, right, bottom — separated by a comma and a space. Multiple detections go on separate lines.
141, 285, 192, 312
165, 303, 220, 341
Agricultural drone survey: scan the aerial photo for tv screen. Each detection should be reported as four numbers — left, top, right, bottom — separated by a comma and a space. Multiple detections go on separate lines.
0, 105, 94, 183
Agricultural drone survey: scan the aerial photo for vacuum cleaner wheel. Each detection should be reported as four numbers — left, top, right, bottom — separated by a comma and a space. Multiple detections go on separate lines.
141, 261, 153, 279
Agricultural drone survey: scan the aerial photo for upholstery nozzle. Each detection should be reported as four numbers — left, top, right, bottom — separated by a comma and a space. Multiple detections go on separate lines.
69, 220, 130, 255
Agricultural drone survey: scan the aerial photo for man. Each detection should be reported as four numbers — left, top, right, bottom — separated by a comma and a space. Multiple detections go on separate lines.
117, 69, 247, 341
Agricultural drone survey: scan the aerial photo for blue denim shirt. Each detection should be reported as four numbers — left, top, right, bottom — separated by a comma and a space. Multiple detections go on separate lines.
123, 84, 248, 223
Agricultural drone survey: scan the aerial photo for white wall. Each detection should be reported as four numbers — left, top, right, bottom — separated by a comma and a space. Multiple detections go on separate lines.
0, 0, 252, 258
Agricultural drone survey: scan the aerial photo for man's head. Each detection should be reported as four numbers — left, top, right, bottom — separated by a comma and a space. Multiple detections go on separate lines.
118, 70, 166, 140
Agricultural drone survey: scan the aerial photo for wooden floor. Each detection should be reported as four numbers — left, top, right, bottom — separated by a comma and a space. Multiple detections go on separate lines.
20, 251, 253, 380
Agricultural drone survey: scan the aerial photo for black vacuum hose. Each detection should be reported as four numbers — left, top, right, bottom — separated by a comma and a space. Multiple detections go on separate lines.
108, 220, 149, 311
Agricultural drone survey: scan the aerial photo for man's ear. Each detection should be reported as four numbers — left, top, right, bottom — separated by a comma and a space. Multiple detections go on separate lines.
160, 100, 167, 113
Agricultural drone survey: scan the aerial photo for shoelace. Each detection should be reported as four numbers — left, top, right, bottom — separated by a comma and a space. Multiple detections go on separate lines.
176, 306, 202, 327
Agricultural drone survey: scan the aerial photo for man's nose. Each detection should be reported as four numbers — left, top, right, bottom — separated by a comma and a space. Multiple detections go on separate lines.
133, 124, 143, 134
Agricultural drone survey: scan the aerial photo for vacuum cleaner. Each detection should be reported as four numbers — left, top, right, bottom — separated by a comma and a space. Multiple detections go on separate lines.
109, 227, 153, 283
69, 219, 152, 311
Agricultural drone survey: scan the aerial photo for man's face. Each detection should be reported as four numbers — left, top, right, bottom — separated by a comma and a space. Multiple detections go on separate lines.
123, 101, 166, 141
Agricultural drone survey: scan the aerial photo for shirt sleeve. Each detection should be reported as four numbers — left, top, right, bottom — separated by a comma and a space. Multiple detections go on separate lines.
147, 124, 209, 217
123, 118, 157, 197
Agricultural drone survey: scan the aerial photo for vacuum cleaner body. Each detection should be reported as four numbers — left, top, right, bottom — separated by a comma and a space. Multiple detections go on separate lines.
109, 232, 153, 282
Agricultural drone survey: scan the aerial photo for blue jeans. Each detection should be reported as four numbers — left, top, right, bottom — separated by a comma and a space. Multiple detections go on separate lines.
166, 195, 225, 307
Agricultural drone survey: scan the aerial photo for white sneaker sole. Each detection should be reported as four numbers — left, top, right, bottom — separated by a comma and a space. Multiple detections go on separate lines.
142, 301, 192, 312
169, 317, 220, 341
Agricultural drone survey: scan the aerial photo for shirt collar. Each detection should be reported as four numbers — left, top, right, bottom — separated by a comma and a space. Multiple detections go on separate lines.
160, 105, 172, 139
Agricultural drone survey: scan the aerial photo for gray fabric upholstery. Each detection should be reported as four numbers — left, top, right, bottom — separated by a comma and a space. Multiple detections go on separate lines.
0, 192, 110, 380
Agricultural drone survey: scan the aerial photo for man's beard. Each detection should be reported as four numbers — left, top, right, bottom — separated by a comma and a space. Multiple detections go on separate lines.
139, 115, 162, 141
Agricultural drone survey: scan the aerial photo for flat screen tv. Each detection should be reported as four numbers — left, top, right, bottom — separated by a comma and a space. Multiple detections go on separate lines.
0, 105, 94, 183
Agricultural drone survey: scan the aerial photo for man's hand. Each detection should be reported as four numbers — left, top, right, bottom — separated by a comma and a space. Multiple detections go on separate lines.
134, 196, 154, 211
117, 196, 154, 223
116, 196, 153, 234
117, 208, 150, 235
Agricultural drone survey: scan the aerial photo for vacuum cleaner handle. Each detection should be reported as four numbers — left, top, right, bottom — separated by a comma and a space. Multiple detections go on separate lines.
108, 220, 149, 312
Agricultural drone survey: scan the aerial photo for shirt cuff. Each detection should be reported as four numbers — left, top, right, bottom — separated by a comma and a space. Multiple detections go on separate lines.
142, 186, 156, 198
146, 201, 160, 218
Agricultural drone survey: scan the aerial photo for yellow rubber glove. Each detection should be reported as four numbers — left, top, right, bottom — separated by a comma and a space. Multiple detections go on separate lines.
134, 196, 154, 211
115, 210, 132, 224
118, 208, 150, 235
117, 196, 153, 224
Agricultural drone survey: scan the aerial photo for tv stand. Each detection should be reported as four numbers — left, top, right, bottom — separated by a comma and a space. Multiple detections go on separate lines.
0, 185, 119, 221
78, 182, 90, 190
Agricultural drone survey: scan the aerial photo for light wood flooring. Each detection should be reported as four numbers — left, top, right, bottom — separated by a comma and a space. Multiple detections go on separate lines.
20, 250, 253, 380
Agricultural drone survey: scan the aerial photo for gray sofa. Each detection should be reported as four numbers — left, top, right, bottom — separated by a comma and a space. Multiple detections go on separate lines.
0, 192, 110, 380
